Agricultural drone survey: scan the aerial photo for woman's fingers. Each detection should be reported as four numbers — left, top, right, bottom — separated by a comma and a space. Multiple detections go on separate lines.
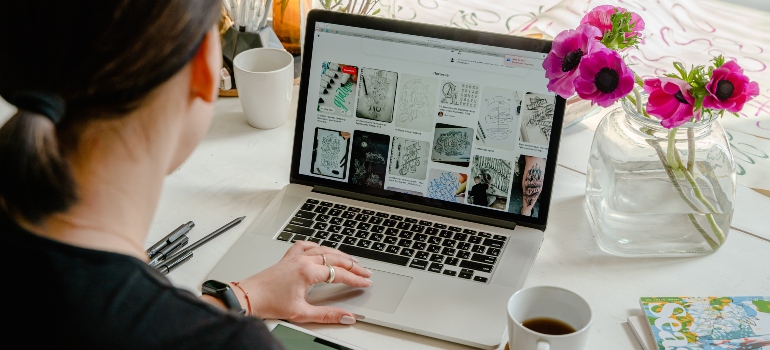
314, 263, 372, 288
320, 253, 371, 278
291, 304, 358, 324
302, 247, 370, 278
302, 246, 358, 262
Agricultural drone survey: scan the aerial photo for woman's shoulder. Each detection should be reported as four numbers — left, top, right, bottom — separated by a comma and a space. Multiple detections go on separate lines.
0, 214, 283, 349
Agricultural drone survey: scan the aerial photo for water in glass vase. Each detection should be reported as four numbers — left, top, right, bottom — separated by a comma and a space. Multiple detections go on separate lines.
585, 99, 736, 257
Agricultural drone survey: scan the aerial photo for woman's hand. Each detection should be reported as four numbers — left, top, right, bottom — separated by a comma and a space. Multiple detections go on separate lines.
233, 241, 372, 324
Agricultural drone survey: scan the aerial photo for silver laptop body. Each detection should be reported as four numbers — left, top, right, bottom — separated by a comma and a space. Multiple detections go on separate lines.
208, 10, 565, 349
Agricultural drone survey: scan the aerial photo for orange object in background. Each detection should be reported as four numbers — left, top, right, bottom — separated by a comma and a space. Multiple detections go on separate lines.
459, 173, 468, 183
273, 0, 301, 55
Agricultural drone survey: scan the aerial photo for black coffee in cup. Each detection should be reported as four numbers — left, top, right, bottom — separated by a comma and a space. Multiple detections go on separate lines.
521, 317, 576, 335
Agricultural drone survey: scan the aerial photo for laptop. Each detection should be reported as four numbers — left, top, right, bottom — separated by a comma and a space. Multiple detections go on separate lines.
208, 9, 565, 349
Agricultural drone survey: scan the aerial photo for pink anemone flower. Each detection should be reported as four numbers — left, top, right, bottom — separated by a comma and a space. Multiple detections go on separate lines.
580, 5, 645, 40
542, 24, 604, 98
702, 61, 760, 113
643, 77, 698, 129
573, 48, 635, 107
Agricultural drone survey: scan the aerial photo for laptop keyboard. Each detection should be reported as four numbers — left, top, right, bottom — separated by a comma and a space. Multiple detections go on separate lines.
274, 198, 509, 284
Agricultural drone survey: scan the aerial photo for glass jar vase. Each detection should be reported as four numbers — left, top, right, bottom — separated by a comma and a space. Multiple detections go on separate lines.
585, 98, 737, 257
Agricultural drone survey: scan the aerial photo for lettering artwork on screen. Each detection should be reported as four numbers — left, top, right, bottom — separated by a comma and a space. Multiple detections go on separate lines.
317, 62, 359, 118
395, 74, 439, 132
440, 81, 479, 108
519, 92, 555, 146
508, 154, 547, 218
356, 68, 398, 123
475, 87, 520, 151
311, 128, 351, 179
388, 137, 429, 180
432, 123, 474, 168
427, 169, 467, 203
349, 130, 390, 189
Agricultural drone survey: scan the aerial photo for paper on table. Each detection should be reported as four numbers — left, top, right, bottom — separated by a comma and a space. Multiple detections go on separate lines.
626, 315, 657, 350
510, 0, 770, 140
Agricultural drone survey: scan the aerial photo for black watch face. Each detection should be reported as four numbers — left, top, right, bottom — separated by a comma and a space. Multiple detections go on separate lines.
203, 280, 229, 292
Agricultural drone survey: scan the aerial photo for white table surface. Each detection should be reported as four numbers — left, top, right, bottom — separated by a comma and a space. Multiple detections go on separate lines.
2, 86, 769, 350
149, 86, 770, 350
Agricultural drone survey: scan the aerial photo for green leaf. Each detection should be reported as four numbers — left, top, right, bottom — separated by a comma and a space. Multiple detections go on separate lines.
673, 62, 688, 80
372, 8, 381, 15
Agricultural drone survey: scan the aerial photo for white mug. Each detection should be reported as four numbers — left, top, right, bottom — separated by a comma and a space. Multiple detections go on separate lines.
507, 286, 592, 350
233, 48, 294, 129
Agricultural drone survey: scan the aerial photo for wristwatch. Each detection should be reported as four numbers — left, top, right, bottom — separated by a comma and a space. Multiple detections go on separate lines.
201, 280, 246, 315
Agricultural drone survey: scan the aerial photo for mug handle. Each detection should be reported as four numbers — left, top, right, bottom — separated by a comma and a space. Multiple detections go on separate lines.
536, 340, 550, 350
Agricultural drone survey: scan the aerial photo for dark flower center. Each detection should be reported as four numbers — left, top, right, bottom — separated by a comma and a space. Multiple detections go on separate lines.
594, 67, 619, 93
715, 80, 734, 100
561, 49, 584, 72
674, 90, 689, 104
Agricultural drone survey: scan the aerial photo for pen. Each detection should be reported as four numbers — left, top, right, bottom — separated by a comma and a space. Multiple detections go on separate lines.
146, 221, 194, 259
162, 216, 246, 263
148, 235, 189, 267
156, 250, 194, 275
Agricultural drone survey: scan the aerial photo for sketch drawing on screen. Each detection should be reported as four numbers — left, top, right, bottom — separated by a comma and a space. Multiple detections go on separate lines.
388, 137, 429, 180
520, 92, 555, 146
432, 123, 473, 167
311, 128, 351, 179
468, 155, 512, 210
475, 87, 519, 151
395, 74, 438, 132
317, 62, 358, 118
440, 80, 479, 108
349, 130, 390, 189
427, 169, 467, 203
356, 68, 398, 123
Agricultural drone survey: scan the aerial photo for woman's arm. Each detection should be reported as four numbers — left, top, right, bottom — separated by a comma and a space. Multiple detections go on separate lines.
521, 156, 546, 216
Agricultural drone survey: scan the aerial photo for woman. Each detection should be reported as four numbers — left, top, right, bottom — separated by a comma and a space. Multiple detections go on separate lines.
0, 1, 372, 348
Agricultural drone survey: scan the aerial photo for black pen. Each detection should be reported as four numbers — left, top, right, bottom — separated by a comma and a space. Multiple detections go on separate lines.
148, 235, 189, 267
146, 221, 194, 258
156, 250, 193, 275
162, 216, 246, 263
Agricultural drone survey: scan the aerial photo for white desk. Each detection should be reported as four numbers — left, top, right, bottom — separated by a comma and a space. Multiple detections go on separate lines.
120, 87, 770, 349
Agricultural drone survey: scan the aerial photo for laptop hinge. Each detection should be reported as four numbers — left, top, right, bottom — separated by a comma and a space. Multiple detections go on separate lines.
312, 186, 517, 230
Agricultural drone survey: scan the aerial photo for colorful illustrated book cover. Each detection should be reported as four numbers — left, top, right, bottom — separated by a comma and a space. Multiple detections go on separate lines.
639, 296, 770, 349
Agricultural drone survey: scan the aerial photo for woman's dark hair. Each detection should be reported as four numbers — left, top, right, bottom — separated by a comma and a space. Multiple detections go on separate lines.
0, 1, 221, 223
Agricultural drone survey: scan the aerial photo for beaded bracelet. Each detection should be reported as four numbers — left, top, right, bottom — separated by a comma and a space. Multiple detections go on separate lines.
231, 281, 252, 316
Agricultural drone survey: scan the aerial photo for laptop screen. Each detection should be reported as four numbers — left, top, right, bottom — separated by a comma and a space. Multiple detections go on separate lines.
292, 12, 564, 230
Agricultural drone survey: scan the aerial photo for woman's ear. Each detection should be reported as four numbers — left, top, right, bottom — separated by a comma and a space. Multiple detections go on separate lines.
190, 27, 222, 103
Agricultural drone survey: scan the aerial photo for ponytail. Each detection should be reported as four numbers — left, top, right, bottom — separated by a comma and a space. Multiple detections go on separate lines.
0, 93, 77, 224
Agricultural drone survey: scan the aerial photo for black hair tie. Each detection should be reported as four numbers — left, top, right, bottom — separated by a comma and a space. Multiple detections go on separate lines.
7, 91, 66, 125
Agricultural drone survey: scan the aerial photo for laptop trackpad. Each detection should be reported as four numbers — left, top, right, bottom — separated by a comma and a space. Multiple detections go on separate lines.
306, 269, 412, 314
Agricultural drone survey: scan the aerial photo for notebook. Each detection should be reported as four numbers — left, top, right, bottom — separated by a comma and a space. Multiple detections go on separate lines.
207, 10, 565, 349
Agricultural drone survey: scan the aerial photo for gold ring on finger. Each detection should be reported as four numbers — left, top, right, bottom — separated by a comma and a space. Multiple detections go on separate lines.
321, 254, 327, 266
348, 257, 355, 271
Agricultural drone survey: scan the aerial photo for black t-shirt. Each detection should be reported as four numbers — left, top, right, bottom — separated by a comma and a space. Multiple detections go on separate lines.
0, 213, 284, 349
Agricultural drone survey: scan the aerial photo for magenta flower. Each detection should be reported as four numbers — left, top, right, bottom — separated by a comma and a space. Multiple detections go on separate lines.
643, 77, 698, 129
580, 5, 645, 40
542, 24, 604, 98
702, 61, 760, 113
573, 48, 635, 107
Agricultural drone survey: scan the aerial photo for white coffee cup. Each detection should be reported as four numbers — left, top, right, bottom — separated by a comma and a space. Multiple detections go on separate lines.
233, 48, 294, 129
507, 286, 592, 350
